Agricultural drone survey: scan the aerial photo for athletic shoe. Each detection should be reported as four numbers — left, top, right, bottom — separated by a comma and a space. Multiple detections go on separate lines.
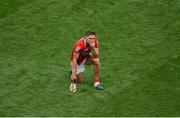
95, 83, 105, 90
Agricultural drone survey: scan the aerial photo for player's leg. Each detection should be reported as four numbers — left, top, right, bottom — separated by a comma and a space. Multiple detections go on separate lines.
86, 56, 100, 81
85, 56, 104, 90
76, 72, 84, 83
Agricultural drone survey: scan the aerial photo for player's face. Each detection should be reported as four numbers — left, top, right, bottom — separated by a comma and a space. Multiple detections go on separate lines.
86, 35, 95, 45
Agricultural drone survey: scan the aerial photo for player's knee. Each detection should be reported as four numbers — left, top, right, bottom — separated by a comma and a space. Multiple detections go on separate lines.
77, 79, 84, 84
76, 73, 84, 83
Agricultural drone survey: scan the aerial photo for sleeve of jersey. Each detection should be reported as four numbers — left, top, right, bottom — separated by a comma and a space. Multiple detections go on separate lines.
94, 37, 99, 48
74, 45, 81, 54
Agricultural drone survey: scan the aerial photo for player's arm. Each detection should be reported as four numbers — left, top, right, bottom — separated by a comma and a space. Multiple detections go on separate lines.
71, 51, 79, 81
90, 46, 99, 58
90, 39, 99, 58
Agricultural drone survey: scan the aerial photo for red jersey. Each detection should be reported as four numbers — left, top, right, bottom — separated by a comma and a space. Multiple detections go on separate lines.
70, 37, 98, 65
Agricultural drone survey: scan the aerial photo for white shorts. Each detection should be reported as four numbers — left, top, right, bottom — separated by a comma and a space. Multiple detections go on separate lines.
71, 59, 86, 75
76, 63, 85, 74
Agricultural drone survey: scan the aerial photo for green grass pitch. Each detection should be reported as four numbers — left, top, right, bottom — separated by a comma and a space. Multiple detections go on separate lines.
0, 0, 180, 116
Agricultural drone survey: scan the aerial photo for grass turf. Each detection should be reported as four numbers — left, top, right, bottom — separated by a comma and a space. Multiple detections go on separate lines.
0, 0, 180, 116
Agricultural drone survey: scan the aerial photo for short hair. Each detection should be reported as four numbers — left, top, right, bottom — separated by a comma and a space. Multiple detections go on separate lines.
85, 31, 96, 36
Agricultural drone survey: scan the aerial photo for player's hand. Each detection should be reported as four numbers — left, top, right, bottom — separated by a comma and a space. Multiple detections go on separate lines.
71, 74, 77, 81
89, 42, 95, 50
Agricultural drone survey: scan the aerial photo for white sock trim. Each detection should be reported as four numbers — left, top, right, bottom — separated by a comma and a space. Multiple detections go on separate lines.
94, 82, 100, 87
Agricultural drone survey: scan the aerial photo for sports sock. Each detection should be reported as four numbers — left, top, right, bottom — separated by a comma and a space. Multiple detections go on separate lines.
94, 79, 100, 87
94, 82, 100, 87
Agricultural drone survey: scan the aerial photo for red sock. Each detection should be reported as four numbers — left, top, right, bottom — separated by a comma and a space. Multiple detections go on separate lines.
94, 79, 100, 83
